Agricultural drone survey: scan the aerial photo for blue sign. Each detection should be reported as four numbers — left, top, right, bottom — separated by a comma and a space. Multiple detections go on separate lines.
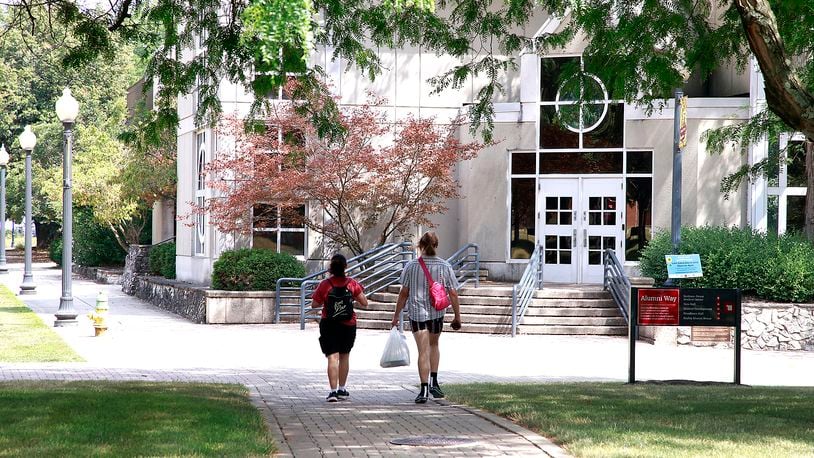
665, 254, 703, 279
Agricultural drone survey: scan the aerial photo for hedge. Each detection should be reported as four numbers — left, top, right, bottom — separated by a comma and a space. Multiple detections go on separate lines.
73, 207, 127, 267
640, 226, 814, 302
48, 237, 62, 266
211, 248, 306, 291
149, 242, 176, 279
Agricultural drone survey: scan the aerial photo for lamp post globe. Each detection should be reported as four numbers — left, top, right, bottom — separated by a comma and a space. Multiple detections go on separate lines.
0, 144, 8, 274
18, 126, 36, 294
55, 87, 79, 326
56, 88, 79, 123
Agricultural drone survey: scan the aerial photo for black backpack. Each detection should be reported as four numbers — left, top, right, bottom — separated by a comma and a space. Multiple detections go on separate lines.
324, 278, 354, 321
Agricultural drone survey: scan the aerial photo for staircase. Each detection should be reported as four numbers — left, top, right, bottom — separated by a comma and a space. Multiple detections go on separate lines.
357, 283, 627, 336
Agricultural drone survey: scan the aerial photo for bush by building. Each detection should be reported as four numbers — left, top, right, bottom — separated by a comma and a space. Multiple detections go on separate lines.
640, 226, 814, 302
149, 242, 176, 279
211, 248, 306, 291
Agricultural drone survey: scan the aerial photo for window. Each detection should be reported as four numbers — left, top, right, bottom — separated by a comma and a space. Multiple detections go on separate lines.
625, 151, 653, 261
510, 178, 536, 259
539, 56, 623, 150
195, 131, 207, 255
768, 133, 808, 235
252, 204, 306, 257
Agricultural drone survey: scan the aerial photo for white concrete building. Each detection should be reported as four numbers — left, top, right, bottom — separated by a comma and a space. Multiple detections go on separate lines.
172, 13, 791, 285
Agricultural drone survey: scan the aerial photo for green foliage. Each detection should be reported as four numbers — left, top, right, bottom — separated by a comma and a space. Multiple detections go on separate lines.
211, 249, 305, 291
640, 227, 814, 302
148, 243, 176, 279
73, 208, 126, 267
49, 237, 63, 267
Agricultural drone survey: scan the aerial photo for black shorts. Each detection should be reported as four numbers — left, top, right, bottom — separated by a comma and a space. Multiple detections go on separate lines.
319, 319, 357, 355
410, 317, 444, 334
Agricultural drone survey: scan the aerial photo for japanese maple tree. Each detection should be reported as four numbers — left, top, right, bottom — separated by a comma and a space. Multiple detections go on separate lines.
199, 89, 483, 255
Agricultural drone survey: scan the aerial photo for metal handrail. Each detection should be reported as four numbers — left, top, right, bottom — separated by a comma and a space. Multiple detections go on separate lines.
510, 244, 544, 337
603, 248, 630, 323
274, 242, 415, 327
446, 243, 480, 287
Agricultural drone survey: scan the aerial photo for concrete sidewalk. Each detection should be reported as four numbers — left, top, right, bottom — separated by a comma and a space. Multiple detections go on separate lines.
2, 263, 813, 457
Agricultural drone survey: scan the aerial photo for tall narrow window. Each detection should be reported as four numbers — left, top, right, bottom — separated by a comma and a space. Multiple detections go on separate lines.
625, 151, 653, 261
195, 131, 207, 255
510, 177, 536, 259
768, 133, 808, 235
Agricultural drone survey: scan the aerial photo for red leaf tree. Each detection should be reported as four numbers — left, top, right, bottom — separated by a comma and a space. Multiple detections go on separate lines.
200, 89, 484, 255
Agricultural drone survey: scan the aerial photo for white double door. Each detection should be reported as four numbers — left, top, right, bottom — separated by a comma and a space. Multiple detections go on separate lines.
539, 177, 625, 284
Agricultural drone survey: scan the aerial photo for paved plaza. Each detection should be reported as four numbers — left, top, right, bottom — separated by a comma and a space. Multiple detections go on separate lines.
2, 263, 813, 457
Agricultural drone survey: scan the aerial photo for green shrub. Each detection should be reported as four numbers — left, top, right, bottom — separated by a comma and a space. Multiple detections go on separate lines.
73, 207, 126, 266
149, 242, 176, 279
211, 249, 306, 291
640, 226, 814, 302
49, 237, 63, 266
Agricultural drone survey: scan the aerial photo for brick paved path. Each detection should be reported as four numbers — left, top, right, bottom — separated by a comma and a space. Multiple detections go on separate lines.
3, 263, 813, 457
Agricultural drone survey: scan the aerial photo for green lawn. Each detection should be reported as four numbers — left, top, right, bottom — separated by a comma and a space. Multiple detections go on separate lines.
0, 284, 83, 362
0, 381, 275, 456
446, 382, 814, 458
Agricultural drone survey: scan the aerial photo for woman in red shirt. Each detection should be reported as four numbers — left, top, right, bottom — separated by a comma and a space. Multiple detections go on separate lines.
311, 254, 368, 402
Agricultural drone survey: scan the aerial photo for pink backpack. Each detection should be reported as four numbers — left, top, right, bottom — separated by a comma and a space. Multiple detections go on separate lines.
418, 257, 450, 311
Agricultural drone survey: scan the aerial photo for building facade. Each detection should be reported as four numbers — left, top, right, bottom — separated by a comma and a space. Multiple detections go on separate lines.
173, 13, 789, 286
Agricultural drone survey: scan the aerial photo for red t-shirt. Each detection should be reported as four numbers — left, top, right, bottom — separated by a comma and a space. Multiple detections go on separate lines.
312, 276, 364, 326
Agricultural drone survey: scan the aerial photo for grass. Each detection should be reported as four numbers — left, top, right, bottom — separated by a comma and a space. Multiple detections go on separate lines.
445, 382, 814, 458
0, 284, 83, 362
0, 381, 275, 457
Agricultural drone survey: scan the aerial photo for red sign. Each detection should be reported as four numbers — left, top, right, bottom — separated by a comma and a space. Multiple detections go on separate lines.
637, 288, 680, 326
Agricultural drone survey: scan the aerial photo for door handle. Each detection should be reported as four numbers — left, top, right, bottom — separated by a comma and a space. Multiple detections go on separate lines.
572, 228, 576, 247
583, 229, 587, 247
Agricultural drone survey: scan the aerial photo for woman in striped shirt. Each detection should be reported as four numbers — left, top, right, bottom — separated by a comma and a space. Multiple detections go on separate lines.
391, 232, 461, 403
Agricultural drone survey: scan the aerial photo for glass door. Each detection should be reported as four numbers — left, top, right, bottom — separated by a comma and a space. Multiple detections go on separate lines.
539, 177, 624, 283
539, 179, 578, 283
581, 178, 625, 283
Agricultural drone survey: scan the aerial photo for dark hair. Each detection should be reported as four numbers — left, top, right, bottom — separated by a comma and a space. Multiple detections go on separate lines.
329, 254, 347, 277
418, 232, 439, 256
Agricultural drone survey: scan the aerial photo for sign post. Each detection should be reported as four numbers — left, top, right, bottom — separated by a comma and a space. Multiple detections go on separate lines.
629, 287, 741, 384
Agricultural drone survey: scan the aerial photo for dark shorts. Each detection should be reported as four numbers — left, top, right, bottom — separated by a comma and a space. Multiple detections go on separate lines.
410, 317, 444, 334
319, 319, 357, 355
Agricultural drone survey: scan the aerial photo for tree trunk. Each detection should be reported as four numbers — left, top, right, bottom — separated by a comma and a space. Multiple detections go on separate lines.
734, 0, 814, 141
34, 221, 60, 248
805, 141, 814, 241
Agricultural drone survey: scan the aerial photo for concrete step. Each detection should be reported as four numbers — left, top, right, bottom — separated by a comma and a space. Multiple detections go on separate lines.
364, 301, 512, 315
524, 307, 622, 317
356, 319, 512, 334
356, 310, 512, 325
383, 285, 611, 299
520, 316, 627, 326
518, 325, 628, 336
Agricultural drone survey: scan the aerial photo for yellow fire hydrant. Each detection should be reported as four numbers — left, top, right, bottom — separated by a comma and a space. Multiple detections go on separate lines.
87, 291, 109, 336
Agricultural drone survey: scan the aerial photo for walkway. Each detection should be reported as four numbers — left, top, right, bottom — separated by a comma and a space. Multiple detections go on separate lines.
2, 263, 813, 457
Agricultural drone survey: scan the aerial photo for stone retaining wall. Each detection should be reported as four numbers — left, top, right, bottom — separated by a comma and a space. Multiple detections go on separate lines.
673, 300, 814, 351
127, 275, 276, 324
75, 265, 123, 285
741, 302, 814, 351
131, 276, 208, 324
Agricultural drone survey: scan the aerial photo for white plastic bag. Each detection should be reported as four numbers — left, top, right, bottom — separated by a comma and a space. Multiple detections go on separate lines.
380, 327, 410, 368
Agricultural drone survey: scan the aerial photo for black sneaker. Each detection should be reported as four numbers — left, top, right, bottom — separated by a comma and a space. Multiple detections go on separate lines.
429, 385, 445, 399
414, 393, 428, 404
326, 391, 339, 402
336, 389, 350, 399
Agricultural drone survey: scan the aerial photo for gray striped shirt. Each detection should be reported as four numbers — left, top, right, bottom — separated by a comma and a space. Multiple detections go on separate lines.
399, 256, 460, 322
